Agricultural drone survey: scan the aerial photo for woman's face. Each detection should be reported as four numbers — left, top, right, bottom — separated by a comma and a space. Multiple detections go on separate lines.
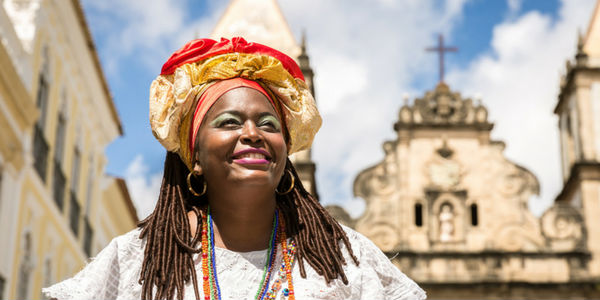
194, 87, 287, 191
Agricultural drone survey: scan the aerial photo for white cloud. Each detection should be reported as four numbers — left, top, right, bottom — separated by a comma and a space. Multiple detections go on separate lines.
82, 0, 226, 77
124, 155, 163, 219
507, 0, 523, 15
447, 0, 596, 215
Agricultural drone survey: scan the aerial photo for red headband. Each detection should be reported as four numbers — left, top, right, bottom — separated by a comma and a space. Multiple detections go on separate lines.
189, 78, 276, 156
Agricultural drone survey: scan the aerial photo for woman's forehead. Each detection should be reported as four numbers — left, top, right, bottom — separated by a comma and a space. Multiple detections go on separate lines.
208, 87, 279, 117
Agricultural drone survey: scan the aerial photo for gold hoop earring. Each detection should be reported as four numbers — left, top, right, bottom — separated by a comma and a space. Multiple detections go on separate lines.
276, 169, 295, 195
187, 171, 207, 197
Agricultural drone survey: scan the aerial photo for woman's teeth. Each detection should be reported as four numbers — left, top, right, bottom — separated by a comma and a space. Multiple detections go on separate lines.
238, 153, 266, 159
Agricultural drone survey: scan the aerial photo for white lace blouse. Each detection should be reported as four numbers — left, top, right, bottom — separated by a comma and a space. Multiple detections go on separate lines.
43, 226, 426, 300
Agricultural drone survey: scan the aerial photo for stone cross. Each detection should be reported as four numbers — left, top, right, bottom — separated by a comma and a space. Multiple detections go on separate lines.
426, 34, 458, 83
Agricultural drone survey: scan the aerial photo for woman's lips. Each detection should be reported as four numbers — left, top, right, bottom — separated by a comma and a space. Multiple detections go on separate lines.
233, 158, 270, 164
232, 148, 271, 164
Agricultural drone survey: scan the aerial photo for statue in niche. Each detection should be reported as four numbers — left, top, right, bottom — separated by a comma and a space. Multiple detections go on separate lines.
439, 203, 455, 242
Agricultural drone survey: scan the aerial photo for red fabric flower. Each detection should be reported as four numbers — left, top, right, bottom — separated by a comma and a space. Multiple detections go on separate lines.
160, 37, 305, 80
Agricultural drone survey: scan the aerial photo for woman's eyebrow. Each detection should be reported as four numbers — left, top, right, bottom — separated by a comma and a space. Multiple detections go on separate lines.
258, 111, 279, 120
216, 110, 242, 116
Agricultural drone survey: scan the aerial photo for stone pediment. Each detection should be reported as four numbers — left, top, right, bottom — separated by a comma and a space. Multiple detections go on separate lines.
395, 82, 492, 131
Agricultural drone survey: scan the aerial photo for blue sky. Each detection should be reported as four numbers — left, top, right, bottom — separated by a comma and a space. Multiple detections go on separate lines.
81, 0, 596, 218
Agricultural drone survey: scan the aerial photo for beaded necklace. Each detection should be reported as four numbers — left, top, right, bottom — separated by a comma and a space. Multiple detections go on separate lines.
200, 208, 295, 300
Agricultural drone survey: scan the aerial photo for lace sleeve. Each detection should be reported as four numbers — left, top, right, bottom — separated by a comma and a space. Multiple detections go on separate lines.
345, 228, 427, 300
42, 237, 122, 300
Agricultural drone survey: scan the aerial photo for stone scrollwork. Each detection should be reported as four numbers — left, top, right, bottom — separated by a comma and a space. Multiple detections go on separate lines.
354, 141, 398, 199
541, 202, 583, 251
497, 164, 540, 202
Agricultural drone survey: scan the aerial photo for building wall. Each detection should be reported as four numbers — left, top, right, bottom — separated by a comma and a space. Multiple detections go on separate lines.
0, 1, 136, 299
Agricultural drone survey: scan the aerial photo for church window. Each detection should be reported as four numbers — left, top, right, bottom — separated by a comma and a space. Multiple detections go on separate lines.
415, 203, 423, 227
33, 48, 51, 182
470, 203, 478, 226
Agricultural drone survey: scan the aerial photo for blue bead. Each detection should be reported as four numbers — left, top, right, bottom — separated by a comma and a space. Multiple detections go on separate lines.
283, 288, 289, 296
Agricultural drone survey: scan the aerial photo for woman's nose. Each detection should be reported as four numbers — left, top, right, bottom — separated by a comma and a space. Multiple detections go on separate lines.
241, 121, 263, 143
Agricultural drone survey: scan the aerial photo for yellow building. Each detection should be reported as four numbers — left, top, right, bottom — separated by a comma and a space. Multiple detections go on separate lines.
0, 0, 138, 299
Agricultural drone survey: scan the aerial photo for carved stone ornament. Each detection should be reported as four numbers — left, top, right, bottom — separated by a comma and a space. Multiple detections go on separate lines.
426, 145, 463, 191
353, 141, 398, 199
416, 83, 472, 124
395, 82, 491, 130
541, 202, 584, 251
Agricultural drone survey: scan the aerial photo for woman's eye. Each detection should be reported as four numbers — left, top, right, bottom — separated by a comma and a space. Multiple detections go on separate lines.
219, 118, 240, 127
259, 121, 276, 128
258, 116, 281, 131
211, 113, 242, 128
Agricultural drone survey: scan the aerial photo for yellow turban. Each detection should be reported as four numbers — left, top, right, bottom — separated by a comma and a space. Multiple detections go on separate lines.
148, 37, 321, 170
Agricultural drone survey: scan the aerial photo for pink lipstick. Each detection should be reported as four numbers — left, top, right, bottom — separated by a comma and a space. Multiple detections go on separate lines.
231, 148, 271, 165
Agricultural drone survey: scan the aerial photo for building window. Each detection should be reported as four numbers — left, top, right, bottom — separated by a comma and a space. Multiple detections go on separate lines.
41, 258, 52, 300
69, 192, 80, 236
52, 113, 67, 210
85, 155, 95, 212
470, 203, 478, 226
415, 203, 423, 227
54, 113, 66, 164
33, 126, 49, 182
17, 232, 33, 300
33, 70, 50, 182
71, 147, 81, 194
0, 164, 3, 216
0, 273, 5, 300
83, 217, 93, 256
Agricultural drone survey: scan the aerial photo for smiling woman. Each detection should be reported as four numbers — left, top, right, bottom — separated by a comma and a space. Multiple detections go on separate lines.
42, 37, 426, 300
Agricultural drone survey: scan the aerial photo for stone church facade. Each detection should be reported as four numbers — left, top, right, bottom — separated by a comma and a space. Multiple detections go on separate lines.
329, 3, 600, 299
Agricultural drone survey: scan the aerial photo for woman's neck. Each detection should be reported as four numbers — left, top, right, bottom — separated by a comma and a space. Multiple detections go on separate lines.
205, 187, 277, 252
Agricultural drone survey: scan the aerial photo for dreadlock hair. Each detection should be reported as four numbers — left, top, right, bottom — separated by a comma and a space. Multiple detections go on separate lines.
137, 151, 359, 300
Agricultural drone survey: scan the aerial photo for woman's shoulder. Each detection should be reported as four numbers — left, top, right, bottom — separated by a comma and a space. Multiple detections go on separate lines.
339, 224, 383, 257
339, 225, 427, 300
113, 227, 144, 251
